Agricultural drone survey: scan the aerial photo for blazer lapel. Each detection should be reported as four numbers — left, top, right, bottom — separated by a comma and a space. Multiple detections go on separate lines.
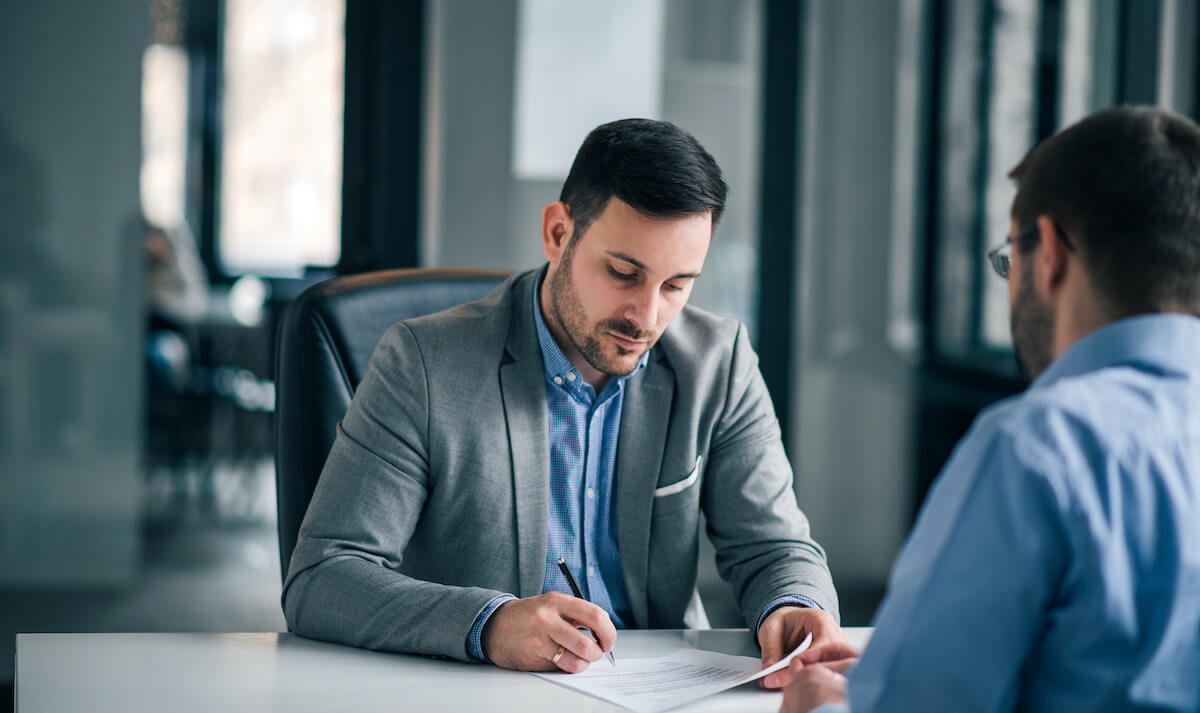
500, 273, 550, 598
615, 351, 674, 627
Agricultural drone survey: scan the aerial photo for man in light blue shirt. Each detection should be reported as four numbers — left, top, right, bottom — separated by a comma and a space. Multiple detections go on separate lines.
783, 107, 1200, 712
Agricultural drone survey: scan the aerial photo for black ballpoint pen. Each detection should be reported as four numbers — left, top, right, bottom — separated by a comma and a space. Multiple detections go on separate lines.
557, 557, 617, 665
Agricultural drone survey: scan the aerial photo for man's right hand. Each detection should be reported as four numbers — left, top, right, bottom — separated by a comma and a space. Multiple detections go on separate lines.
480, 592, 617, 673
779, 642, 861, 713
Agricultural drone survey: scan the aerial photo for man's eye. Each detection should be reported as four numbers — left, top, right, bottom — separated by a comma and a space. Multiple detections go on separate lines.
663, 282, 684, 292
608, 267, 635, 280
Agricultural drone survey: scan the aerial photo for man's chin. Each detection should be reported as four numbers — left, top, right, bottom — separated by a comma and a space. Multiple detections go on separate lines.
603, 361, 640, 378
1013, 345, 1033, 383
600, 350, 647, 377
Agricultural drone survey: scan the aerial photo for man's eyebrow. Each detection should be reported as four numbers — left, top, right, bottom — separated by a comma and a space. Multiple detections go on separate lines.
606, 251, 701, 280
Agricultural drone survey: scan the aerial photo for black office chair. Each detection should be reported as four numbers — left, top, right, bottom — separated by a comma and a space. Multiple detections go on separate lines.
273, 268, 510, 581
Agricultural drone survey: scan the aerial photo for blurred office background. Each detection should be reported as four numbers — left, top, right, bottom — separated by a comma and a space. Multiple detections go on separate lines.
1, 0, 1198, 706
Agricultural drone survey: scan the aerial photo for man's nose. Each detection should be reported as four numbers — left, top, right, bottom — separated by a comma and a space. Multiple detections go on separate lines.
623, 286, 659, 333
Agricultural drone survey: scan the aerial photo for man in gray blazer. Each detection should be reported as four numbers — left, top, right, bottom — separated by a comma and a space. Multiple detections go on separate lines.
283, 119, 841, 683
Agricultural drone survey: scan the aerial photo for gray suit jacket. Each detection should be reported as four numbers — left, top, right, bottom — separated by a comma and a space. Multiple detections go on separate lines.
282, 269, 837, 661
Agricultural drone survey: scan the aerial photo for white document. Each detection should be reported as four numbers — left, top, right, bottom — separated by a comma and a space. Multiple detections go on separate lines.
534, 633, 812, 713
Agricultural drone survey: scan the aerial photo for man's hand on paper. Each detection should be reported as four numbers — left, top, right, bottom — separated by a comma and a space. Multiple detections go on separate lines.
481, 592, 616, 673
796, 640, 860, 668
758, 606, 847, 689
778, 653, 855, 713
779, 643, 859, 713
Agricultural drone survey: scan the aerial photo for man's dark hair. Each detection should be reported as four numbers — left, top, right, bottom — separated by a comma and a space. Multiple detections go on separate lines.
559, 118, 728, 240
1009, 106, 1200, 317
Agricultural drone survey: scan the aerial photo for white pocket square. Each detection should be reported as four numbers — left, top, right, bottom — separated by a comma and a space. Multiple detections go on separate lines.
654, 454, 703, 497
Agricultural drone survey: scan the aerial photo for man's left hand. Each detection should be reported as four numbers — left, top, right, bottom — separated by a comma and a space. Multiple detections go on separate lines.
758, 606, 846, 689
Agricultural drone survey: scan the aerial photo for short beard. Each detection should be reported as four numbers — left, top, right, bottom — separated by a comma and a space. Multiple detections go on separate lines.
547, 237, 652, 378
1010, 265, 1055, 382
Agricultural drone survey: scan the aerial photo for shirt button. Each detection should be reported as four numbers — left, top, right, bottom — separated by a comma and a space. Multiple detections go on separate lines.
587, 487, 595, 499
553, 376, 563, 385
588, 566, 595, 577
566, 372, 577, 382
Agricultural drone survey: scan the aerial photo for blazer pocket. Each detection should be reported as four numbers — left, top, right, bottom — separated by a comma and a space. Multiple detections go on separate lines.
654, 454, 703, 497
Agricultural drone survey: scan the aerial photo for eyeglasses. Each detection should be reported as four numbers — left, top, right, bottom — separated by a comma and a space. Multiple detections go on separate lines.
985, 225, 1074, 279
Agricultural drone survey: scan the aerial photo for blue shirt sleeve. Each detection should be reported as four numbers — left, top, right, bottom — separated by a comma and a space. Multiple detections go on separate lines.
466, 594, 518, 662
842, 423, 1069, 712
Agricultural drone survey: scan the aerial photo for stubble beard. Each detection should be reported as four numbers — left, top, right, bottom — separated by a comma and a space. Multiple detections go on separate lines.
1010, 265, 1055, 382
548, 240, 655, 378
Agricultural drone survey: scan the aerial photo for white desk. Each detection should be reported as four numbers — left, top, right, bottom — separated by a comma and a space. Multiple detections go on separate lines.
17, 628, 872, 712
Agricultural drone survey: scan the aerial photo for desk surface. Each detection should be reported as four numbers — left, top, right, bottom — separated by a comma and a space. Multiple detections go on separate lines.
17, 628, 872, 713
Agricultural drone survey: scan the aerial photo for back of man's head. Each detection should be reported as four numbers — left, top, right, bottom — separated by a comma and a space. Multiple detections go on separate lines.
1009, 106, 1200, 317
559, 118, 728, 239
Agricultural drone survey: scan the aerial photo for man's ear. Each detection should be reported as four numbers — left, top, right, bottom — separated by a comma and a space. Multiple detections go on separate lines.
1034, 214, 1070, 298
542, 201, 573, 263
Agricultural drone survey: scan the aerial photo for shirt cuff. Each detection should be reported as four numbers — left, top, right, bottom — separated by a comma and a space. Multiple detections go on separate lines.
755, 594, 822, 641
466, 594, 518, 662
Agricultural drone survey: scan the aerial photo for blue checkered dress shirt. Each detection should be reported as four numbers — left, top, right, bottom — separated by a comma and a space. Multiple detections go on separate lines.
466, 271, 643, 659
467, 269, 815, 661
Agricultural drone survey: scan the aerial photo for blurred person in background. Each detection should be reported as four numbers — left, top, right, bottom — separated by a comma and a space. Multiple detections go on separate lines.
144, 220, 206, 394
145, 220, 207, 325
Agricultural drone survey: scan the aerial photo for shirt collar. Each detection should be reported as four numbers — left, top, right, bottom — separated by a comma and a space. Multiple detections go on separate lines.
531, 264, 649, 399
1032, 313, 1200, 390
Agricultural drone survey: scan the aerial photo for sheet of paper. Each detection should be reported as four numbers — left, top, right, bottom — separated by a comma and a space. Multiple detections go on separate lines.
534, 633, 812, 713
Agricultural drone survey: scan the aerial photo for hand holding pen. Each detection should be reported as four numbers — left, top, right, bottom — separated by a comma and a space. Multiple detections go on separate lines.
480, 576, 617, 672
558, 558, 617, 666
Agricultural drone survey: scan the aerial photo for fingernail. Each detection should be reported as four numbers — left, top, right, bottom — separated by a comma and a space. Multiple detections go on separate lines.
766, 675, 779, 688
